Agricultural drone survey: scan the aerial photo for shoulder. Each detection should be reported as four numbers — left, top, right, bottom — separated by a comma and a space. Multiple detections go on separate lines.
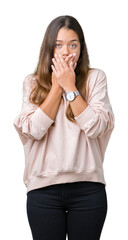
86, 68, 107, 88
23, 73, 37, 93
85, 68, 107, 100
88, 68, 106, 80
23, 73, 36, 87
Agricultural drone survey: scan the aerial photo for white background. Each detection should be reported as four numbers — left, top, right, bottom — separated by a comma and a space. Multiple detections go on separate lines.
0, 0, 128, 239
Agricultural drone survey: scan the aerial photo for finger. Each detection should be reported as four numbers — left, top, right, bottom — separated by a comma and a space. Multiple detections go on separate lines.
51, 64, 57, 75
65, 54, 76, 64
69, 61, 74, 72
54, 54, 64, 70
73, 54, 77, 64
58, 54, 69, 69
52, 57, 60, 72
73, 62, 77, 70
64, 54, 73, 63
65, 53, 77, 66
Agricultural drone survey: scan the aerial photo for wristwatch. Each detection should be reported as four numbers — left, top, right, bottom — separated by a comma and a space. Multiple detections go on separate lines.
65, 90, 80, 102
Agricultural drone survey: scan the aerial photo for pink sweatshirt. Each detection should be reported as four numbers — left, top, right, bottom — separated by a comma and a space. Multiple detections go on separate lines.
13, 68, 115, 193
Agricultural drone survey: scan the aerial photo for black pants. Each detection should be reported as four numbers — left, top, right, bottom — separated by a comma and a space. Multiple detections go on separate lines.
27, 181, 107, 240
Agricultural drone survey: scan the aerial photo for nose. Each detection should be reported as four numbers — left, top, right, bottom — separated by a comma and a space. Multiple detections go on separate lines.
62, 45, 70, 57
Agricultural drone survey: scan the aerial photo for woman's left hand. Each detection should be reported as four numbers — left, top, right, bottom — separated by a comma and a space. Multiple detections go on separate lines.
51, 54, 77, 92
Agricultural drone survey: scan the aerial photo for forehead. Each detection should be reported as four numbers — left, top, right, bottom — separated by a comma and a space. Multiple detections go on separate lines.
56, 28, 79, 41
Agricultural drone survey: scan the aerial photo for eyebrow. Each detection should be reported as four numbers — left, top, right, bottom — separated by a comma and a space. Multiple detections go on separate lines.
56, 39, 79, 42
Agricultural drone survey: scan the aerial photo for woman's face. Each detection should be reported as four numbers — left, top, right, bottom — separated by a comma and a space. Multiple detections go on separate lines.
53, 27, 81, 63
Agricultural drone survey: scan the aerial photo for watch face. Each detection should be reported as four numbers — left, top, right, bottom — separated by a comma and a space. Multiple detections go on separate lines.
66, 92, 74, 101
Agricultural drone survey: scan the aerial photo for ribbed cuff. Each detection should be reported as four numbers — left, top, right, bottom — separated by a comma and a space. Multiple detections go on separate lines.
74, 106, 97, 130
31, 107, 54, 129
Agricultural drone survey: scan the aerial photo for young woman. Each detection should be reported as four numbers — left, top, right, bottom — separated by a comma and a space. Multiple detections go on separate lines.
14, 15, 115, 240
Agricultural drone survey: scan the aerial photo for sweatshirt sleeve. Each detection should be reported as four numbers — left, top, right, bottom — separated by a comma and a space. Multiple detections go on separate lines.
74, 69, 115, 138
13, 74, 54, 143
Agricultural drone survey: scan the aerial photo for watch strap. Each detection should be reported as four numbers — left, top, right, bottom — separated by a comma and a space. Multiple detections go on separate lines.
74, 90, 79, 97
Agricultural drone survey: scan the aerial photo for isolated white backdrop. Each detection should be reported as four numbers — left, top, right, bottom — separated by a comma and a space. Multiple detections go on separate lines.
0, 0, 128, 239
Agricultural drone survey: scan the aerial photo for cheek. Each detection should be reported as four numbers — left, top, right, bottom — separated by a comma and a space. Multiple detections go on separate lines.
74, 47, 81, 62
76, 55, 79, 62
75, 52, 80, 62
53, 48, 61, 57
53, 48, 57, 56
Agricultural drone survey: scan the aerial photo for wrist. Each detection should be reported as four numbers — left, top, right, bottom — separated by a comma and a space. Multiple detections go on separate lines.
51, 86, 63, 95
64, 85, 77, 93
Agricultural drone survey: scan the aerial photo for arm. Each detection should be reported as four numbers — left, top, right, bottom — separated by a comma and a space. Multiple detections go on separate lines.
51, 55, 114, 138
13, 74, 62, 143
72, 70, 115, 138
64, 85, 88, 117
39, 86, 62, 121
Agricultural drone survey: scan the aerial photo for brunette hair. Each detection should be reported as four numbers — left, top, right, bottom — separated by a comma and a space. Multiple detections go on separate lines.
29, 15, 90, 124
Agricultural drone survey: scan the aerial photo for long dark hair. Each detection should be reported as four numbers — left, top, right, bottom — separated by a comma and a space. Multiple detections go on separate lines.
29, 15, 90, 124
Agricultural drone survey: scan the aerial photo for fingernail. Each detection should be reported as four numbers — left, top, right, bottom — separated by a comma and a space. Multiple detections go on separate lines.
73, 53, 76, 56
54, 54, 57, 57
52, 58, 55, 61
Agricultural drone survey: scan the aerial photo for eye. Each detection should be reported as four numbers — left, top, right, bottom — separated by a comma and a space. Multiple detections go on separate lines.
70, 44, 77, 48
55, 44, 62, 48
